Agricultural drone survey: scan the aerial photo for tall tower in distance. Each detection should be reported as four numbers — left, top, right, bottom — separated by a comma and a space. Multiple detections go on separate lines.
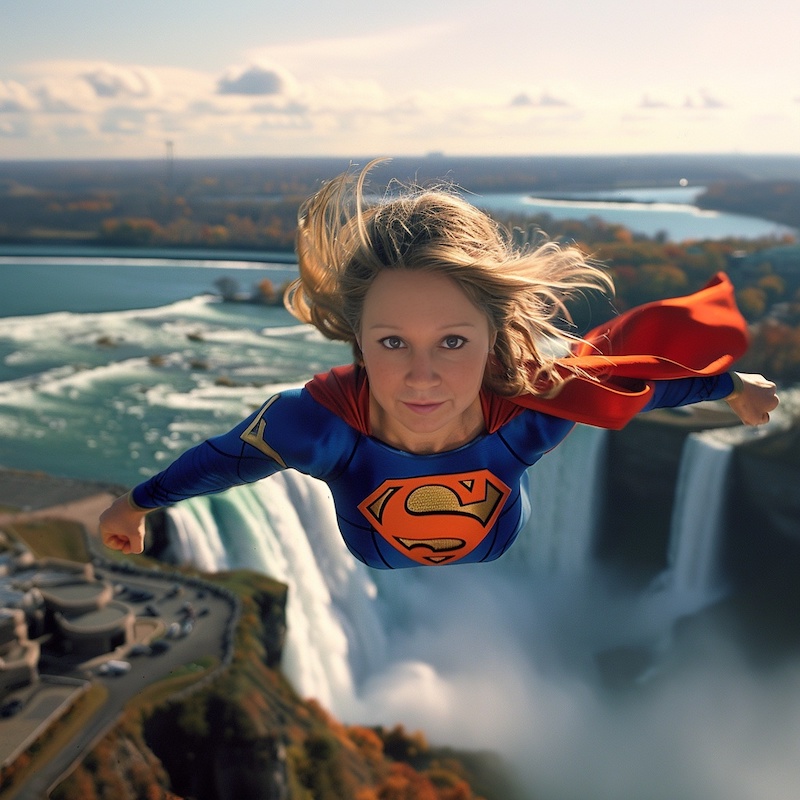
165, 140, 174, 194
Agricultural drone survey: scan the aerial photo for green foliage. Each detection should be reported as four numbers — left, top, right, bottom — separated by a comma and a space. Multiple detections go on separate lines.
380, 725, 430, 763
737, 286, 768, 320
292, 731, 360, 799
175, 693, 210, 738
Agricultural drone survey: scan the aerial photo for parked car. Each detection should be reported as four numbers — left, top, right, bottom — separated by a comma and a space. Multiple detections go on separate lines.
0, 698, 23, 718
166, 622, 182, 639
180, 601, 195, 617
98, 660, 131, 676
126, 589, 155, 603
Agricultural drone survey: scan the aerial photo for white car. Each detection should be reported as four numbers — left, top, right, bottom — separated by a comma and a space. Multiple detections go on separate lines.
166, 622, 182, 639
98, 659, 131, 676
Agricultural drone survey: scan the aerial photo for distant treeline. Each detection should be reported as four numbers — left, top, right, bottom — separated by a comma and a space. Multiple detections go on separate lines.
697, 181, 800, 230
2, 155, 800, 246
1, 156, 800, 382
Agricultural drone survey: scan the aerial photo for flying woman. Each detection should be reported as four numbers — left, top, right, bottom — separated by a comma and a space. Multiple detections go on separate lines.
100, 162, 779, 569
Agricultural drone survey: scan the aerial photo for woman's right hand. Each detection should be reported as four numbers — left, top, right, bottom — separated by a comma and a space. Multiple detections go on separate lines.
99, 492, 148, 554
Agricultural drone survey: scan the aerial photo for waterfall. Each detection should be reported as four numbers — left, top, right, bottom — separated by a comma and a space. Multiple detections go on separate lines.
156, 401, 800, 800
165, 472, 386, 709
512, 424, 608, 575
665, 430, 734, 599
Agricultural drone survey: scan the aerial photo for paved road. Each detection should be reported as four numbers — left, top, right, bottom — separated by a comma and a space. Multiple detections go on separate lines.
0, 489, 238, 799
16, 577, 234, 799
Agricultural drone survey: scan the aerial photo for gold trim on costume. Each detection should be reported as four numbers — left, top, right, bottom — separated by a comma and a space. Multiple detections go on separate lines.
240, 395, 288, 468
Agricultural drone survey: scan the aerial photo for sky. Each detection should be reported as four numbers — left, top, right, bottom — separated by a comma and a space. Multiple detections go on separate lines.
0, 0, 798, 160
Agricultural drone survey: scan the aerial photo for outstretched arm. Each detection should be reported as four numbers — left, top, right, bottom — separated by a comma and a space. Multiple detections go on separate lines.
99, 492, 152, 555
724, 372, 779, 426
644, 371, 778, 427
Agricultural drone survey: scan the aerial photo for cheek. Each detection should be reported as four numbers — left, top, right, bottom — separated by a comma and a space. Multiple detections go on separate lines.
443, 354, 487, 393
361, 347, 395, 390
470, 353, 492, 389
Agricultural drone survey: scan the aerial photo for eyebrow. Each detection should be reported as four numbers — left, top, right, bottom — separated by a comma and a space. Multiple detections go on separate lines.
365, 322, 480, 331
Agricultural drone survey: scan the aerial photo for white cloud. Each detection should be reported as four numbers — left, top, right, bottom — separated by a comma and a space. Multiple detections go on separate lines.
186, 99, 234, 117
639, 94, 671, 109
81, 64, 160, 99
511, 91, 571, 109
31, 77, 99, 114
217, 64, 290, 97
684, 90, 729, 110
306, 76, 389, 113
99, 107, 153, 135
0, 39, 790, 158
247, 21, 456, 70
0, 117, 29, 137
0, 80, 37, 112
0, 0, 798, 157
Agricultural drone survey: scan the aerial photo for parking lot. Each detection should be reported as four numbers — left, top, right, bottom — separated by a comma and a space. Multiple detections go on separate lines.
0, 564, 237, 794
0, 679, 89, 768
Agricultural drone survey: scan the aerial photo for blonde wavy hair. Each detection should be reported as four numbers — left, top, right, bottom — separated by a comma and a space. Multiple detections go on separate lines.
285, 161, 614, 397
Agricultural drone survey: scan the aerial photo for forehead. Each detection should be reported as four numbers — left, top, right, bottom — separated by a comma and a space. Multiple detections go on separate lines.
362, 269, 483, 322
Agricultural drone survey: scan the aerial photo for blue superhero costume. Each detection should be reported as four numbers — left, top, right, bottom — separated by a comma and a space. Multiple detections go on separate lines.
130, 273, 746, 569
131, 371, 732, 569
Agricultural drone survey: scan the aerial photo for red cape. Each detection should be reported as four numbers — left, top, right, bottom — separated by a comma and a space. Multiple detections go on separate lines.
306, 272, 748, 432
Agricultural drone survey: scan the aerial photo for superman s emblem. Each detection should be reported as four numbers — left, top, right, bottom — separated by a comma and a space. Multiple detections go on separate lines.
358, 470, 511, 566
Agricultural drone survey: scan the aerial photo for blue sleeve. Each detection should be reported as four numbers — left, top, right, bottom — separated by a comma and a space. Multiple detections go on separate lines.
130, 388, 358, 508
642, 372, 734, 412
130, 415, 283, 508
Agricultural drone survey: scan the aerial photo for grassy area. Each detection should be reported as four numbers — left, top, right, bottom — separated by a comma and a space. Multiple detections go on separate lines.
3, 519, 91, 563
214, 568, 287, 604
123, 655, 219, 715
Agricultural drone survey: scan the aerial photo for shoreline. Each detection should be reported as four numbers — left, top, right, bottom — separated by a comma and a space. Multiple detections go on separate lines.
0, 466, 122, 515
0, 243, 297, 264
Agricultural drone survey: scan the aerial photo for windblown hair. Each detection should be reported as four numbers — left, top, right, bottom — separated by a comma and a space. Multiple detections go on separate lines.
285, 160, 614, 397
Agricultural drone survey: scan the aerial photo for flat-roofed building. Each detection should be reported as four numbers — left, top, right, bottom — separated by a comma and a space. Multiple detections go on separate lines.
55, 602, 134, 656
0, 609, 39, 693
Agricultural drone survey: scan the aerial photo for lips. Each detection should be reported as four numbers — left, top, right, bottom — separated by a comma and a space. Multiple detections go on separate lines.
403, 401, 445, 415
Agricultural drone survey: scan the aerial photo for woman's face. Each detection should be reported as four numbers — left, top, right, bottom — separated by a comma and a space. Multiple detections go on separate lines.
359, 269, 494, 454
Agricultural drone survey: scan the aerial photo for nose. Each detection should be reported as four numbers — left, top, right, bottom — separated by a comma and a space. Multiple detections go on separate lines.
405, 349, 439, 389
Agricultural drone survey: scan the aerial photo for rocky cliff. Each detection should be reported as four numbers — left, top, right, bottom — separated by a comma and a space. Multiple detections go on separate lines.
52, 569, 524, 800
601, 407, 800, 585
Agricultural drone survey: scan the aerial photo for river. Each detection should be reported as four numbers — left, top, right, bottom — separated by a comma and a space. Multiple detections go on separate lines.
473, 185, 796, 241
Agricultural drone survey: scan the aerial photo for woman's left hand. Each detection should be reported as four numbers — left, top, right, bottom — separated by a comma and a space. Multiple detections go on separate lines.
725, 372, 779, 426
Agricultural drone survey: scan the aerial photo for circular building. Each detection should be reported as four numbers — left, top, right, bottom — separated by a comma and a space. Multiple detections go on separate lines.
55, 601, 134, 656
38, 580, 113, 617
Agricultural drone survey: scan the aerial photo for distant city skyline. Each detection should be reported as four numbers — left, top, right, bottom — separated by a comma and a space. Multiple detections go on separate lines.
1, 0, 798, 160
